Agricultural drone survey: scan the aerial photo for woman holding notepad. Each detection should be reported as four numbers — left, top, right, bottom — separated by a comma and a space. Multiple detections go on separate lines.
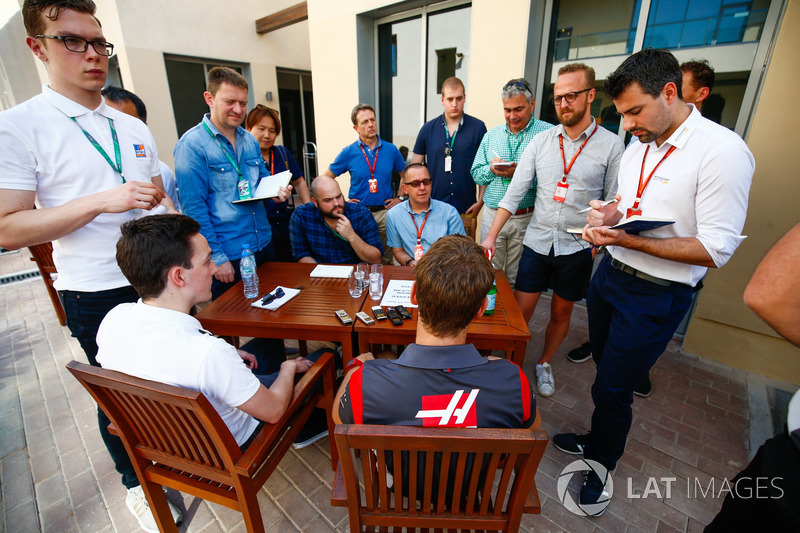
246, 105, 311, 261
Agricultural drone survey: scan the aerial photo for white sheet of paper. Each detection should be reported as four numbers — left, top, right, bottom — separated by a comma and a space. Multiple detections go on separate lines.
232, 170, 292, 203
379, 279, 417, 308
309, 265, 354, 278
249, 286, 301, 311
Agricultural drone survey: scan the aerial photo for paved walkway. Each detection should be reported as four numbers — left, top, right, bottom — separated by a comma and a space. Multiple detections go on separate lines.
0, 249, 762, 532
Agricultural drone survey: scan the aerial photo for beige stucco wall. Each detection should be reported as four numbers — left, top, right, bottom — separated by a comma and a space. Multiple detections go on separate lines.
94, 0, 311, 168
683, 0, 800, 384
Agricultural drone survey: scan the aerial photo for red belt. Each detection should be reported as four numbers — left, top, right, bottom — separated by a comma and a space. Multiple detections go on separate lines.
514, 206, 534, 216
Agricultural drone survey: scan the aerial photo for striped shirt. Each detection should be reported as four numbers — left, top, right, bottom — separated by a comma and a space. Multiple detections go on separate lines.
471, 118, 553, 209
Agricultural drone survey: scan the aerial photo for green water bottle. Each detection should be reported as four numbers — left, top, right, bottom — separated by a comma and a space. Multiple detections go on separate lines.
484, 280, 496, 316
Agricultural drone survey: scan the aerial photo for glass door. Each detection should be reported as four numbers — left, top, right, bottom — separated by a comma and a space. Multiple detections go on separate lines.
277, 69, 316, 181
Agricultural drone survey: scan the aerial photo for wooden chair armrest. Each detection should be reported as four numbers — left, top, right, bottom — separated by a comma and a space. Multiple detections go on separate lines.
235, 352, 335, 476
330, 462, 347, 507
107, 422, 118, 436
523, 480, 541, 514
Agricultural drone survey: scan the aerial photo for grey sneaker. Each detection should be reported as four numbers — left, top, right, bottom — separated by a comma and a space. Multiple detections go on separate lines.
126, 485, 182, 533
536, 363, 555, 397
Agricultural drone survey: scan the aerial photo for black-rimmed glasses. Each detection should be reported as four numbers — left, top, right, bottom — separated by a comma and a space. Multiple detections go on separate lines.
36, 35, 114, 56
550, 88, 592, 106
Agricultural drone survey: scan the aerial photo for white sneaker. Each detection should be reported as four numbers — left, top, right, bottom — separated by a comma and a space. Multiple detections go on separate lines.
126, 485, 183, 533
536, 363, 555, 397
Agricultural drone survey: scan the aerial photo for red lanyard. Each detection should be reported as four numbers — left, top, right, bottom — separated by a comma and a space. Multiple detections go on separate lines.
410, 210, 431, 246
268, 149, 274, 175
360, 145, 380, 179
632, 145, 677, 210
558, 122, 598, 183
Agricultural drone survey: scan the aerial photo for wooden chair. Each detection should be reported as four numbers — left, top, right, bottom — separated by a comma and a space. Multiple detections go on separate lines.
461, 214, 478, 241
66, 352, 337, 533
28, 242, 66, 326
331, 424, 549, 532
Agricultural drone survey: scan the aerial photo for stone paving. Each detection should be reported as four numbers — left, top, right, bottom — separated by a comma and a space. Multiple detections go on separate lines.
0, 249, 774, 532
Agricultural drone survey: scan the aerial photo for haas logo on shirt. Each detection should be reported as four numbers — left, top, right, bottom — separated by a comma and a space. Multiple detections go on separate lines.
415, 389, 479, 427
133, 144, 146, 158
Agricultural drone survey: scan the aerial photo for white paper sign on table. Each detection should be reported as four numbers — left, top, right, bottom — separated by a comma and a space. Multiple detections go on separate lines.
379, 279, 417, 308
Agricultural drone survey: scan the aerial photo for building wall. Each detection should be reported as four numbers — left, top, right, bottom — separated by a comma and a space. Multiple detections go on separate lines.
683, 0, 800, 383
99, 0, 311, 167
1, 0, 311, 167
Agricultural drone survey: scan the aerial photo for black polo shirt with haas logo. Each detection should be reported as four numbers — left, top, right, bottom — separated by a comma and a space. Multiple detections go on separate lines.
338, 343, 535, 428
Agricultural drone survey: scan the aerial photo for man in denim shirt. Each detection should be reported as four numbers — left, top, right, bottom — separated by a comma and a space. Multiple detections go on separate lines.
175, 67, 290, 299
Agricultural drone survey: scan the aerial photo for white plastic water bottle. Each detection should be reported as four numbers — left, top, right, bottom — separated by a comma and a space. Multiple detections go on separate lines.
240, 244, 259, 298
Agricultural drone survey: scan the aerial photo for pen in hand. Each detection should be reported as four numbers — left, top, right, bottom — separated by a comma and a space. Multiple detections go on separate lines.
578, 198, 618, 214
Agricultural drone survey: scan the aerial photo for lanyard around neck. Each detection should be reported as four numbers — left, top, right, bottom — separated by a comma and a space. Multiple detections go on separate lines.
360, 144, 380, 179
633, 144, 677, 211
410, 209, 432, 246
203, 122, 242, 178
443, 118, 459, 150
558, 122, 598, 183
70, 116, 125, 183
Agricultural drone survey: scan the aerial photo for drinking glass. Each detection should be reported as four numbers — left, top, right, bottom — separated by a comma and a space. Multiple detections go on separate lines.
348, 270, 362, 298
369, 264, 384, 301
356, 262, 369, 291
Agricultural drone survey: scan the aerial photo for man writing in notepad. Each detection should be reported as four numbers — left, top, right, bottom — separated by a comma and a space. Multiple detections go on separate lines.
551, 48, 754, 515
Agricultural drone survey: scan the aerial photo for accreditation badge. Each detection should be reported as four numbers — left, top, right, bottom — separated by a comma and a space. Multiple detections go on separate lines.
414, 244, 424, 261
369, 178, 378, 194
553, 180, 569, 203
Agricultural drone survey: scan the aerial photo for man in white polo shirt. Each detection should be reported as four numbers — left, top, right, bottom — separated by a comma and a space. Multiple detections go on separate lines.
97, 214, 317, 449
0, 1, 176, 530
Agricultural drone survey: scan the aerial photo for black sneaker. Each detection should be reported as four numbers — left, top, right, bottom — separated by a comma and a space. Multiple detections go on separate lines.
567, 341, 592, 363
552, 433, 589, 455
579, 469, 611, 516
292, 408, 329, 450
634, 375, 652, 398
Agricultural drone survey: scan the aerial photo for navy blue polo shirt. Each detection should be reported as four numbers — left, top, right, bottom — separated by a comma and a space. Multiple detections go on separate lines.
329, 137, 406, 206
413, 114, 487, 214
339, 343, 534, 428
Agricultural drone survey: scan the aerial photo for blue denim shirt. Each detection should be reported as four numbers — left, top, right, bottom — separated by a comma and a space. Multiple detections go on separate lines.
174, 114, 272, 266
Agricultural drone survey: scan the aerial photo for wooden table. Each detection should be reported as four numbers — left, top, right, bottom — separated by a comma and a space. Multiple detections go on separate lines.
196, 262, 365, 360
354, 266, 531, 366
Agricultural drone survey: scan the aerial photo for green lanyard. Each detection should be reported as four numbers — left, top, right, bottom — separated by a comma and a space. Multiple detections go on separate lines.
443, 118, 459, 152
506, 130, 524, 162
202, 122, 242, 179
70, 116, 125, 183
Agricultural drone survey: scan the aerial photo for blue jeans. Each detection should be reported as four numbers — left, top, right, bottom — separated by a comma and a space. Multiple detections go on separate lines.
584, 256, 692, 471
59, 285, 141, 489
211, 243, 275, 301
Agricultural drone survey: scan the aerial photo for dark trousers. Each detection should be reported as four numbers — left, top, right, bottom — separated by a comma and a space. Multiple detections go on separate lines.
211, 243, 275, 301
585, 256, 692, 471
59, 285, 141, 489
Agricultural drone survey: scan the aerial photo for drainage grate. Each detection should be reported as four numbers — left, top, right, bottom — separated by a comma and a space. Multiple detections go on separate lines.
0, 270, 42, 286
771, 388, 793, 436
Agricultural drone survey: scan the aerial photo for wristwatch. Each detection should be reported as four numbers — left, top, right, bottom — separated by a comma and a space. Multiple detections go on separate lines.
344, 357, 363, 373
